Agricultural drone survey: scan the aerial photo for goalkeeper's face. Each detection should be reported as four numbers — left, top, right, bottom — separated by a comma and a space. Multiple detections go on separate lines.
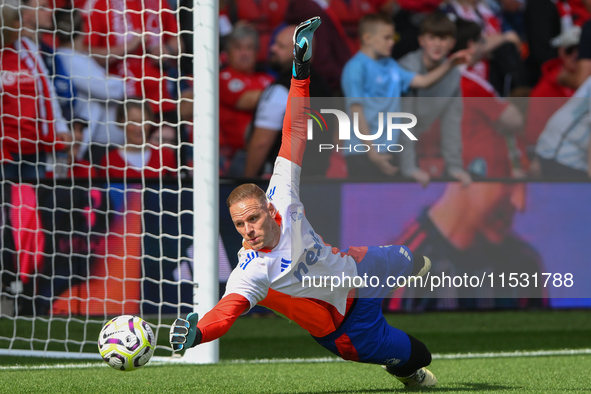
229, 198, 281, 251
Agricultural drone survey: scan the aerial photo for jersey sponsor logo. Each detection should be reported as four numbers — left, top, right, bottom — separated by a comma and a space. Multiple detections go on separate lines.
293, 230, 323, 282
240, 251, 259, 270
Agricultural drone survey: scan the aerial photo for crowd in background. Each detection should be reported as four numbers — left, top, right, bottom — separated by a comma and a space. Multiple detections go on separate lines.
1, 0, 591, 183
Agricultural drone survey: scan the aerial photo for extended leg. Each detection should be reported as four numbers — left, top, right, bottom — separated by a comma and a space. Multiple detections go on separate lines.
383, 334, 437, 388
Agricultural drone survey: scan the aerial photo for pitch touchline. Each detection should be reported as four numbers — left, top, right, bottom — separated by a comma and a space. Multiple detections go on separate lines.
225, 348, 591, 364
1, 349, 590, 370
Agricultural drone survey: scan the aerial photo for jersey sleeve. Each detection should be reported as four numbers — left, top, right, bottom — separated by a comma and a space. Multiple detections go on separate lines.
223, 254, 271, 311
277, 77, 309, 167
196, 293, 250, 344
266, 156, 302, 215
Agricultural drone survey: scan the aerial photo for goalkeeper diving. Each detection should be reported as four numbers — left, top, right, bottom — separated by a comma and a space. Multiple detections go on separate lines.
170, 17, 437, 388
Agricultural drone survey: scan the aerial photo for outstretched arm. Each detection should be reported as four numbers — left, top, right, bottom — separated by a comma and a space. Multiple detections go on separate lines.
277, 17, 321, 167
170, 294, 250, 350
196, 294, 250, 344
169, 19, 323, 353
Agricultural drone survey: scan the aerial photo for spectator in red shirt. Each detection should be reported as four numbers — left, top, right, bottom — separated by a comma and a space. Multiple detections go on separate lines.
525, 0, 590, 85
100, 101, 176, 180
0, 0, 71, 179
455, 19, 527, 179
83, 0, 181, 118
219, 24, 273, 173
533, 27, 581, 98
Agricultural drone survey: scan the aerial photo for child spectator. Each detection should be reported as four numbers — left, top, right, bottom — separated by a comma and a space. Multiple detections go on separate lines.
398, 12, 472, 186
341, 13, 468, 179
100, 101, 176, 180
391, 0, 446, 59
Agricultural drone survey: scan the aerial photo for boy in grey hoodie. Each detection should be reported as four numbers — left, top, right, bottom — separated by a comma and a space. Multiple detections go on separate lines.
399, 12, 472, 187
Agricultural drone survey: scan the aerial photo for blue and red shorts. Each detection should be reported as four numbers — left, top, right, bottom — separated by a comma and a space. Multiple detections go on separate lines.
313, 245, 414, 366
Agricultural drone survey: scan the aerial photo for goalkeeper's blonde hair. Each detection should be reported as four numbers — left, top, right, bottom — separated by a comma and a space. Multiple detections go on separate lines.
227, 183, 268, 209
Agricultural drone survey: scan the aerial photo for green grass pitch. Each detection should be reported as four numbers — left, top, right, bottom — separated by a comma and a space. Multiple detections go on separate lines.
1, 310, 590, 393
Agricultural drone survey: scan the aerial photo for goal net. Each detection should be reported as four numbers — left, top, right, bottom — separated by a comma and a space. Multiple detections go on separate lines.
0, 0, 219, 363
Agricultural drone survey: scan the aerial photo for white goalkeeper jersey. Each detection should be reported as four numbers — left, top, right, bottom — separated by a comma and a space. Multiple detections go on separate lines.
223, 157, 360, 337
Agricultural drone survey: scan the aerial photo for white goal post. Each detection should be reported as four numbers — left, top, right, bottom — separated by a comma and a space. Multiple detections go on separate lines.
186, 0, 219, 364
0, 0, 219, 364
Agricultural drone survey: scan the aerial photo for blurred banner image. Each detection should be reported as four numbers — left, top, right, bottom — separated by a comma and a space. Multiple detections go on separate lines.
340, 182, 591, 308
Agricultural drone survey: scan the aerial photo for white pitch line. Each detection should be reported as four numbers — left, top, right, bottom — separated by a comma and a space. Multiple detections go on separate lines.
1, 349, 590, 370
225, 356, 344, 364
0, 362, 107, 371
225, 348, 591, 364
432, 348, 591, 360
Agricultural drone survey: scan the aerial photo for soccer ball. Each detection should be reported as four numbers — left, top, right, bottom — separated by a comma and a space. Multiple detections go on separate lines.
98, 315, 156, 371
